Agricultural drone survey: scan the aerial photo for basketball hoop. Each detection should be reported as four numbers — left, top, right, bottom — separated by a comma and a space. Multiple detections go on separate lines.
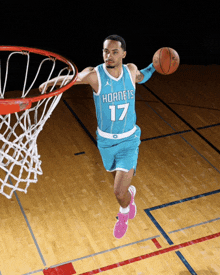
0, 46, 78, 199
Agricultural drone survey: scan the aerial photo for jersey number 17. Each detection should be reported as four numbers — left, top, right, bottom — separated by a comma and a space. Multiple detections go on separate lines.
109, 103, 129, 121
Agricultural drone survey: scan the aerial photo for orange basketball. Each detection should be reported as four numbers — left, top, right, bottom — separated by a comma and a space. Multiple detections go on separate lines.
153, 47, 180, 75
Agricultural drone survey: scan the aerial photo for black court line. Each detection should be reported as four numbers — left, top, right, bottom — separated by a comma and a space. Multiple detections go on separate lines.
141, 130, 191, 141
141, 123, 220, 142
197, 123, 220, 130
137, 92, 220, 174
143, 84, 220, 155
74, 151, 85, 156
63, 99, 97, 147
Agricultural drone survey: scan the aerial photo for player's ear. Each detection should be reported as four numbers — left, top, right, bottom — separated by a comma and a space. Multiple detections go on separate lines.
122, 51, 127, 59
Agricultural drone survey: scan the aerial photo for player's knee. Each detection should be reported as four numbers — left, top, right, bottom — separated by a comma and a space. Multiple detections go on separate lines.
114, 186, 127, 200
114, 189, 125, 200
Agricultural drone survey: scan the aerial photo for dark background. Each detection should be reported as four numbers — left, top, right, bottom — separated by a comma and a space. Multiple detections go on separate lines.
0, 2, 219, 71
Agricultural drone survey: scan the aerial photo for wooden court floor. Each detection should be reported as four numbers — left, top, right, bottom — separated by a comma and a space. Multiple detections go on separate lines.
0, 64, 220, 274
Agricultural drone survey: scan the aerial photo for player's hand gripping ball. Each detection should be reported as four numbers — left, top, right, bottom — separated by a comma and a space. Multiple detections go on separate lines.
153, 47, 180, 75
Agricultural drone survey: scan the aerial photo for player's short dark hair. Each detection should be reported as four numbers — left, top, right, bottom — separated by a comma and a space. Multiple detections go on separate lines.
104, 35, 126, 51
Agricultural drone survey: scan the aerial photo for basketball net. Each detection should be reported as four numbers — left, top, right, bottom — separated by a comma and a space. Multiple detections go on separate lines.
0, 47, 77, 199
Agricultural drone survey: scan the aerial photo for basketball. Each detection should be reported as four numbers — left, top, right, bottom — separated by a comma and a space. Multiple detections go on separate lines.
153, 47, 180, 75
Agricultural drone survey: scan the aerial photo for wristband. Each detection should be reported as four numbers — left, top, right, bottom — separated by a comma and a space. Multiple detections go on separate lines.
139, 63, 156, 84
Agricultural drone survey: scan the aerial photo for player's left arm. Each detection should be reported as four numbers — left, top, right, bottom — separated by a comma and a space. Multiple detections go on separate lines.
127, 63, 156, 84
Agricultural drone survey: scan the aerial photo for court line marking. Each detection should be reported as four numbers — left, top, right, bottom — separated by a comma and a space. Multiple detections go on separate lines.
179, 136, 220, 174
43, 263, 76, 275
145, 189, 220, 274
137, 92, 220, 174
141, 122, 220, 142
22, 269, 44, 275
29, 214, 220, 274
74, 151, 85, 156
143, 84, 220, 154
197, 123, 220, 130
63, 99, 97, 147
8, 176, 47, 267
175, 251, 197, 275
39, 215, 220, 274
145, 189, 220, 245
152, 238, 162, 249
145, 209, 174, 245
169, 217, 220, 234
23, 235, 161, 274
45, 235, 160, 269
141, 130, 191, 141
147, 189, 220, 212
137, 94, 220, 173
77, 232, 220, 275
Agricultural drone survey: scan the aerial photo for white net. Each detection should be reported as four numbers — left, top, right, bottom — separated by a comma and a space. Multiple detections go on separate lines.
0, 48, 77, 199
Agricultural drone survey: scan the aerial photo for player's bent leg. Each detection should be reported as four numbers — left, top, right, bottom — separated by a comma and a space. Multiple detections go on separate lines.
113, 169, 134, 208
113, 169, 137, 239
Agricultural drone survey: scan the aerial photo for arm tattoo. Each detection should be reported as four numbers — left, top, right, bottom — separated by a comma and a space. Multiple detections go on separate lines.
137, 72, 143, 81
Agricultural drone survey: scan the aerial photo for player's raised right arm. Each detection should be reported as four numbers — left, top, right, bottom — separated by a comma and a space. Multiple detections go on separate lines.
75, 67, 95, 85
39, 67, 94, 92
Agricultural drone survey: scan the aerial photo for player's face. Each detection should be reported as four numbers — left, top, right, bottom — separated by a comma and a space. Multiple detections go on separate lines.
103, 40, 126, 69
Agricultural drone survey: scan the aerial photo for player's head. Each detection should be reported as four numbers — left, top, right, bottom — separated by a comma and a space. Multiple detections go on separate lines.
103, 35, 127, 69
104, 35, 126, 51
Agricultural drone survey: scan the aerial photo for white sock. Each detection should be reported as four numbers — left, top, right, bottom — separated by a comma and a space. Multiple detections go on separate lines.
120, 205, 130, 214
128, 185, 134, 194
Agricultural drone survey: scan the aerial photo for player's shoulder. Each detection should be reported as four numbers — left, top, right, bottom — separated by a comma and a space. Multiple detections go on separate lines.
126, 63, 138, 72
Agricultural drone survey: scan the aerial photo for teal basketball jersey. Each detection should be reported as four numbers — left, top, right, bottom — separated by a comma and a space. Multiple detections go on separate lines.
93, 63, 136, 137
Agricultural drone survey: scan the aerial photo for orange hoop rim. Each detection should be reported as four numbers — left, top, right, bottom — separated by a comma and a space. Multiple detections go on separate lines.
0, 46, 78, 111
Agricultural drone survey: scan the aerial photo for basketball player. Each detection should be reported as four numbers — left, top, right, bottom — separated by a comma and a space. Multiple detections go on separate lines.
39, 35, 156, 239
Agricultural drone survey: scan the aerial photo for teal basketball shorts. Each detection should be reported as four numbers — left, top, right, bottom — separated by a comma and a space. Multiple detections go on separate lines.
96, 125, 141, 173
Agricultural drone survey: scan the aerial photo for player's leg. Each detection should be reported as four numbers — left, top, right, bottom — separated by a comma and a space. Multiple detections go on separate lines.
113, 169, 134, 209
113, 128, 141, 239
113, 168, 136, 239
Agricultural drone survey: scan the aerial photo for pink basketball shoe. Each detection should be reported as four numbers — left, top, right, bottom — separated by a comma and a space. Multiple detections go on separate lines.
128, 185, 137, 220
113, 212, 129, 239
